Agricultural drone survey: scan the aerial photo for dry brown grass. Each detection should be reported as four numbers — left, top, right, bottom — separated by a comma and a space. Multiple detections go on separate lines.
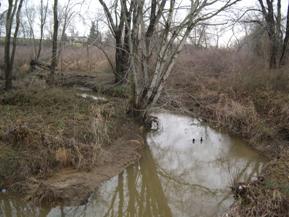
226, 150, 289, 217
0, 45, 114, 78
0, 87, 128, 193
168, 47, 289, 152
167, 47, 289, 217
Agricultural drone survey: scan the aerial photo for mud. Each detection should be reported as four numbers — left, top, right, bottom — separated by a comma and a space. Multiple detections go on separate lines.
28, 138, 144, 206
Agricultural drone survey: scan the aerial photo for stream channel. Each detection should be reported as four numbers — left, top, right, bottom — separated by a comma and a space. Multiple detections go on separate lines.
0, 112, 266, 217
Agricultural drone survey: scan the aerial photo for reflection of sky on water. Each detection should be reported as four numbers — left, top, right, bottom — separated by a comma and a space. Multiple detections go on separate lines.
146, 112, 265, 217
0, 112, 265, 217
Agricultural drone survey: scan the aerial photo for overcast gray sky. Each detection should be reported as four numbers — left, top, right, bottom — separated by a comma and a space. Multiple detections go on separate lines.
0, 0, 288, 46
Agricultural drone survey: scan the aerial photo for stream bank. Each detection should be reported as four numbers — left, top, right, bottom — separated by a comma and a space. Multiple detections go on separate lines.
0, 86, 144, 205
162, 90, 289, 217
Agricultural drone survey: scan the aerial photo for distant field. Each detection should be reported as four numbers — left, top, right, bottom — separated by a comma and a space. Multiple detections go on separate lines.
0, 43, 114, 77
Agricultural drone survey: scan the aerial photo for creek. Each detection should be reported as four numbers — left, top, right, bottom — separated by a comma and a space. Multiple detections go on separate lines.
0, 112, 265, 217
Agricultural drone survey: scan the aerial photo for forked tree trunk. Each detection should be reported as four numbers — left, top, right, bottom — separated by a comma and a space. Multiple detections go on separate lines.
4, 0, 24, 90
126, 0, 241, 117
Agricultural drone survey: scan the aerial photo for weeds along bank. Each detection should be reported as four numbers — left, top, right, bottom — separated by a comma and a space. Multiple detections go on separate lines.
169, 47, 289, 155
167, 47, 289, 217
0, 87, 143, 204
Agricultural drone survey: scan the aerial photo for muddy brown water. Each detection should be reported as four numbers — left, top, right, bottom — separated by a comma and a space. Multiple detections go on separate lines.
0, 112, 266, 217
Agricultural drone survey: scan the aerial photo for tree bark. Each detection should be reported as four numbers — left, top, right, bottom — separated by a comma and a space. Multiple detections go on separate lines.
115, 34, 129, 83
127, 0, 241, 116
267, 0, 278, 69
99, 0, 130, 84
36, 0, 48, 60
4, 0, 24, 91
258, 0, 285, 68
269, 35, 278, 69
4, 0, 15, 90
280, 1, 289, 65
50, 0, 59, 84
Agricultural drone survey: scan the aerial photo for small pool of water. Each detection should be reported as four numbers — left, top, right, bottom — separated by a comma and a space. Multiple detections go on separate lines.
0, 112, 266, 217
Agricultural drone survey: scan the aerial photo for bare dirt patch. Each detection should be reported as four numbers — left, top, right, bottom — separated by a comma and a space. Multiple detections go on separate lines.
27, 138, 143, 206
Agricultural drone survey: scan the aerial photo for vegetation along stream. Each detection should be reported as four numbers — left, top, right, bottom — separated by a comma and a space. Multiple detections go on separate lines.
0, 112, 266, 217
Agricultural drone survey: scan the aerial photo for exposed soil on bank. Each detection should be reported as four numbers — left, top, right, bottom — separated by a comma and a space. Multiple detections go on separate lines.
0, 82, 144, 206
28, 137, 143, 206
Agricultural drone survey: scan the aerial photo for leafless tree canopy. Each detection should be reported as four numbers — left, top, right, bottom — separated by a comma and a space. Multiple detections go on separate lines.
116, 0, 242, 114
242, 0, 289, 68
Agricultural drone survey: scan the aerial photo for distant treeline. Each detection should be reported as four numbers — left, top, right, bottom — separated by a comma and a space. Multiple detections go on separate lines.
0, 37, 88, 47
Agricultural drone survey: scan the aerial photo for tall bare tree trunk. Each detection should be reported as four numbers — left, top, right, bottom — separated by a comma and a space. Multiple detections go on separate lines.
280, 2, 289, 65
115, 32, 130, 83
98, 0, 130, 84
258, 0, 286, 68
50, 0, 59, 84
4, 0, 24, 91
36, 0, 48, 60
4, 1, 13, 90
269, 35, 278, 69
266, 1, 278, 69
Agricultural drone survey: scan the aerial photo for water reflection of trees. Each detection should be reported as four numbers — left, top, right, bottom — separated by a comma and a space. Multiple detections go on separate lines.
101, 145, 263, 217
0, 195, 51, 217
0, 143, 264, 217
0, 192, 93, 217
103, 147, 173, 217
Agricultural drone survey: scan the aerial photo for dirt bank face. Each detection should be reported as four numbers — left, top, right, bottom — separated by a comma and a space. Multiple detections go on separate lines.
28, 138, 143, 206
0, 87, 144, 205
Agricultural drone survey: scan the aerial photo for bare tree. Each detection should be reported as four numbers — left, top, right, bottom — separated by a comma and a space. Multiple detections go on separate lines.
23, 0, 48, 66
24, 3, 37, 55
257, 0, 289, 68
58, 0, 81, 63
50, 0, 59, 83
189, 24, 210, 48
36, 0, 49, 60
123, 0, 241, 116
0, 4, 7, 38
280, 1, 289, 65
98, 0, 131, 83
4, 0, 25, 90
